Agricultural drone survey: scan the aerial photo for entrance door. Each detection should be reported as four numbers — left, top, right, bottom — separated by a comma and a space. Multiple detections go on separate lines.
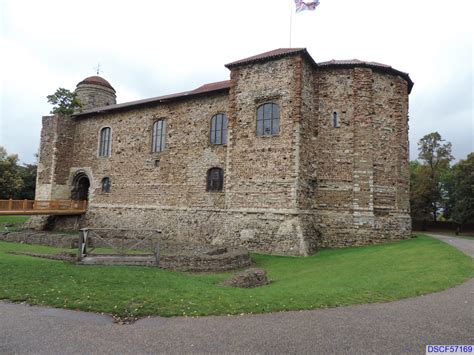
71, 173, 90, 201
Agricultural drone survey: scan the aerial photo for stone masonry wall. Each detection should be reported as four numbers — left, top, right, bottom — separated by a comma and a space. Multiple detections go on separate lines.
36, 114, 75, 200
75, 83, 116, 110
226, 57, 297, 210
69, 93, 228, 208
39, 53, 411, 255
314, 67, 411, 247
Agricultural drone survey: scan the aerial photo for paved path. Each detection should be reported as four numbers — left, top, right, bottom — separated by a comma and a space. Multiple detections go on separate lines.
1, 235, 473, 354
425, 233, 474, 257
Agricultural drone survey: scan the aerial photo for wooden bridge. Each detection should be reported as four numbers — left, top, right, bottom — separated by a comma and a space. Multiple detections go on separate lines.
0, 199, 87, 215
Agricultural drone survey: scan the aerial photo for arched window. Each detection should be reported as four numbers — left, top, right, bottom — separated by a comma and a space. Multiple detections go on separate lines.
152, 119, 166, 152
210, 113, 228, 145
256, 103, 279, 136
207, 167, 224, 192
99, 127, 111, 157
101, 177, 111, 193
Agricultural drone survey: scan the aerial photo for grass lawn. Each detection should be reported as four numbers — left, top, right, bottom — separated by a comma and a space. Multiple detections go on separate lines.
0, 215, 29, 230
0, 235, 472, 319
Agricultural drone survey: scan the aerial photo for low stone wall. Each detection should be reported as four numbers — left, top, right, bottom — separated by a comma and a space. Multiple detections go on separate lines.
1, 231, 251, 272
0, 231, 78, 248
160, 247, 251, 272
49, 205, 412, 255
63, 205, 321, 256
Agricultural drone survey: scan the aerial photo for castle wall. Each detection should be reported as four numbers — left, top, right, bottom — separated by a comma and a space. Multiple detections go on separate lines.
314, 67, 411, 247
35, 114, 75, 200
296, 56, 318, 210
39, 53, 412, 255
225, 57, 298, 210
75, 83, 116, 110
53, 206, 312, 255
70, 93, 228, 209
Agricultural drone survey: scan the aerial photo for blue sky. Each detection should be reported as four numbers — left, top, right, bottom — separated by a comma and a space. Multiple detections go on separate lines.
1, 0, 472, 164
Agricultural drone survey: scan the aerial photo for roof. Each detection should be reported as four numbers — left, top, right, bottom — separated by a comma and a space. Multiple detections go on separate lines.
74, 49, 413, 117
77, 76, 116, 92
225, 48, 317, 68
73, 80, 230, 117
318, 59, 414, 93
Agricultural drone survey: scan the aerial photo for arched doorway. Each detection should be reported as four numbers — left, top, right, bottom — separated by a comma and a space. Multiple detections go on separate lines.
71, 172, 90, 201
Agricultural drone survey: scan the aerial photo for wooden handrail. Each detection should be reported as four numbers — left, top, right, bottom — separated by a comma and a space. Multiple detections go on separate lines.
0, 199, 87, 215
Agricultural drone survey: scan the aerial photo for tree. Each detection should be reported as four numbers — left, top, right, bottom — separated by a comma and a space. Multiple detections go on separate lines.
46, 88, 82, 115
415, 132, 454, 222
0, 147, 37, 200
17, 163, 37, 200
0, 147, 24, 199
409, 160, 432, 221
451, 153, 474, 226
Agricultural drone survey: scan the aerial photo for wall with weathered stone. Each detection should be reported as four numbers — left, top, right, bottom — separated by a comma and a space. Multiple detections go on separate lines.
313, 66, 411, 247
37, 53, 412, 255
226, 57, 297, 210
70, 93, 228, 209
36, 114, 75, 200
69, 206, 312, 255
75, 83, 116, 110
296, 56, 318, 210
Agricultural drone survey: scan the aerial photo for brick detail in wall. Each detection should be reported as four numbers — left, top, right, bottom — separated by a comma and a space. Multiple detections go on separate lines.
35, 52, 412, 255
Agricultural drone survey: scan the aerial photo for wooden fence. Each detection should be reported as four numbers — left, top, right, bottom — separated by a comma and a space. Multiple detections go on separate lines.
0, 199, 87, 215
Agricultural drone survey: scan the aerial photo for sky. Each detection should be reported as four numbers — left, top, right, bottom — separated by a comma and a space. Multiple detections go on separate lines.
0, 0, 472, 164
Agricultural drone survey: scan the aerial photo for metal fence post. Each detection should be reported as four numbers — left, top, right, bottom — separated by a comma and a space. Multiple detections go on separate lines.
78, 228, 88, 261
154, 230, 161, 266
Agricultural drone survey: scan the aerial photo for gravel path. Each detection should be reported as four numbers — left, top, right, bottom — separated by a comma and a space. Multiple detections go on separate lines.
1, 234, 472, 354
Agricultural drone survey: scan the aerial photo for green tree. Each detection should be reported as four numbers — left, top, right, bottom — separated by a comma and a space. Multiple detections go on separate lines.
46, 88, 82, 115
17, 163, 37, 199
0, 147, 37, 200
409, 160, 431, 221
0, 146, 24, 199
415, 132, 454, 222
451, 153, 474, 227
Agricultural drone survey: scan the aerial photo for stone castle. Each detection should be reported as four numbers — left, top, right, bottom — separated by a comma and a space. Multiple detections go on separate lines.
36, 48, 413, 255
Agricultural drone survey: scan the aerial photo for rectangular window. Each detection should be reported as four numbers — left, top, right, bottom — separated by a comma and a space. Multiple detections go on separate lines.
152, 120, 166, 152
256, 103, 279, 137
210, 113, 228, 145
99, 127, 111, 157
332, 112, 339, 128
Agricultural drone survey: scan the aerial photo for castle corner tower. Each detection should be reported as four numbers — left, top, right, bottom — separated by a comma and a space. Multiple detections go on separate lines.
75, 76, 116, 110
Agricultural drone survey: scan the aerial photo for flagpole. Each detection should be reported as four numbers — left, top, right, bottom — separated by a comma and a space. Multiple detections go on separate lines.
289, 0, 293, 47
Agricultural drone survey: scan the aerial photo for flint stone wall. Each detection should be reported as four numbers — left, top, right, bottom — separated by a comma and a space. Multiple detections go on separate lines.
36, 52, 412, 255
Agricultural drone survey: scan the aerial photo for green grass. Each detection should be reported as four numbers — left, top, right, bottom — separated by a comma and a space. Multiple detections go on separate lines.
0, 215, 29, 230
0, 235, 472, 318
0, 216, 29, 230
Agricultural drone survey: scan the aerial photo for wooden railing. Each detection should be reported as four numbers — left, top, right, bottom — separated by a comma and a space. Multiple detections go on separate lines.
0, 199, 87, 215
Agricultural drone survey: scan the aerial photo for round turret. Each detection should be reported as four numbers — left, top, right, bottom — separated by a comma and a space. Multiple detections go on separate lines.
75, 75, 116, 110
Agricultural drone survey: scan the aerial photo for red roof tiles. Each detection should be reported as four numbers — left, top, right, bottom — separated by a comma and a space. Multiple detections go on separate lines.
74, 80, 230, 117
317, 59, 413, 93
77, 76, 116, 92
74, 49, 413, 117
225, 48, 317, 68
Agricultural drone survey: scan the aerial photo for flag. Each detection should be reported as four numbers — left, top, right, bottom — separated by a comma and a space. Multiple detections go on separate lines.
294, 0, 320, 13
